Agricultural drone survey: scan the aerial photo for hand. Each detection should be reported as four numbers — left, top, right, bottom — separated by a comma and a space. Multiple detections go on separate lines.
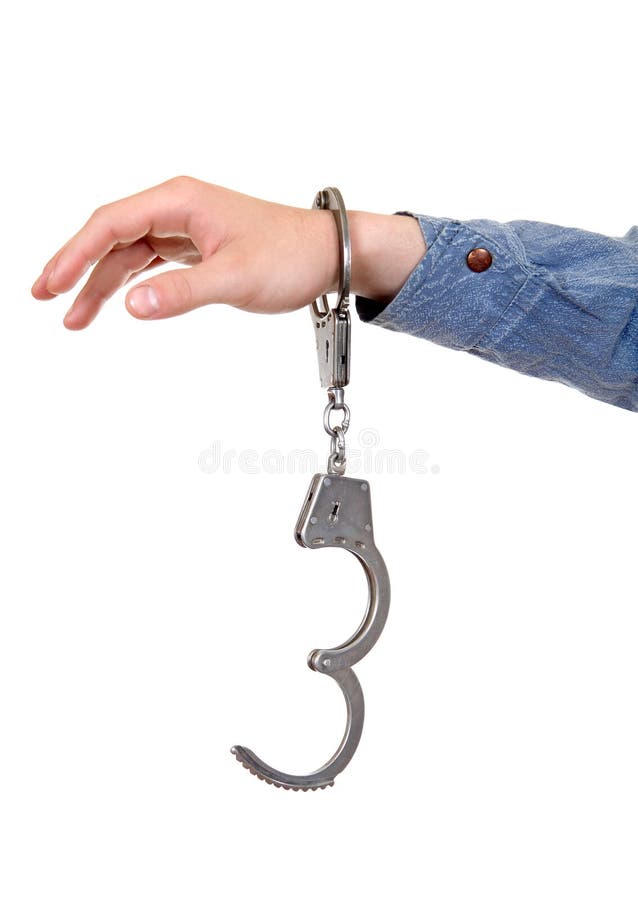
31, 176, 427, 330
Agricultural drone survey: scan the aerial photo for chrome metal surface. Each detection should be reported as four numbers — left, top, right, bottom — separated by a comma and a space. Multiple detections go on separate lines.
313, 186, 351, 310
310, 186, 351, 390
323, 396, 351, 437
231, 473, 390, 790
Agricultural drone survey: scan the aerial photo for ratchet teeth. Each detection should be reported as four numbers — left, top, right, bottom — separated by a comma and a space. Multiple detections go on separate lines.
231, 747, 334, 791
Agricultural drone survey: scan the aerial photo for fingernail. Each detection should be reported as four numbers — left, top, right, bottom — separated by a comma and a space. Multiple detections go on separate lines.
45, 262, 59, 291
128, 285, 160, 317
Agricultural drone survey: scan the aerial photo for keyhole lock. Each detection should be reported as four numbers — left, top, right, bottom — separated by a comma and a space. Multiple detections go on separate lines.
328, 499, 341, 524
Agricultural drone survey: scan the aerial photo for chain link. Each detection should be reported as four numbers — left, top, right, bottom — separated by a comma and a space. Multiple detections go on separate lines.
327, 424, 346, 474
323, 399, 351, 437
323, 393, 350, 474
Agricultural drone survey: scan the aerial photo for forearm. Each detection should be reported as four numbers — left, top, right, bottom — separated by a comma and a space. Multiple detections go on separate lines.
315, 208, 427, 302
348, 210, 427, 301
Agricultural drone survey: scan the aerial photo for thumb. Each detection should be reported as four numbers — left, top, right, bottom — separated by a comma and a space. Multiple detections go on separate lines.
125, 252, 241, 320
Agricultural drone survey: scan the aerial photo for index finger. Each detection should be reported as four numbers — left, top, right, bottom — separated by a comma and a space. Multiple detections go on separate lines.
32, 176, 196, 297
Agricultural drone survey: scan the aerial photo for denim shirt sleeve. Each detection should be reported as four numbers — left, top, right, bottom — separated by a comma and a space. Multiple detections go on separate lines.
355, 214, 638, 412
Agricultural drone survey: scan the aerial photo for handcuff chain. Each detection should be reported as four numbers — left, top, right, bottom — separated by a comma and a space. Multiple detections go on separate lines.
324, 387, 350, 474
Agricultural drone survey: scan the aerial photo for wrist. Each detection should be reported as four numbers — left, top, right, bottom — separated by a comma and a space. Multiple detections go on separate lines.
348, 210, 427, 302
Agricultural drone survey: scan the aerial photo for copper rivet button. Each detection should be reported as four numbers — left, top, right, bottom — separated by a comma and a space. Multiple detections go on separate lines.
466, 247, 493, 272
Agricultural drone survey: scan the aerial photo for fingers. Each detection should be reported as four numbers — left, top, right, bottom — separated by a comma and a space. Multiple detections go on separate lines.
125, 247, 245, 321
32, 176, 199, 299
32, 237, 74, 299
63, 240, 158, 330
123, 256, 166, 285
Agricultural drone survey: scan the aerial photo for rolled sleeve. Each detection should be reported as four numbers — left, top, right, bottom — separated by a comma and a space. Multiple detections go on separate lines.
355, 213, 638, 411
355, 213, 532, 349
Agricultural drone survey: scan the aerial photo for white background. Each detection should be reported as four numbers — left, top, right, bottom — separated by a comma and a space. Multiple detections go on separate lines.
2, 1, 637, 898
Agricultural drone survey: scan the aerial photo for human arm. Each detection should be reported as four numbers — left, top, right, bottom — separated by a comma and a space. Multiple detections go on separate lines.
31, 176, 638, 411
30, 176, 425, 327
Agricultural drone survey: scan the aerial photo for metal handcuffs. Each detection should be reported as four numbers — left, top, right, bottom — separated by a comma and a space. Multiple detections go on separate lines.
231, 188, 391, 790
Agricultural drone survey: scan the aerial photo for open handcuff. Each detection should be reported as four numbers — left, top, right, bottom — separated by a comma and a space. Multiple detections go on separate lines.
231, 188, 391, 790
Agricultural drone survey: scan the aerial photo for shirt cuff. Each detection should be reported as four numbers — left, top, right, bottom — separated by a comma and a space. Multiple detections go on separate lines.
355, 212, 533, 351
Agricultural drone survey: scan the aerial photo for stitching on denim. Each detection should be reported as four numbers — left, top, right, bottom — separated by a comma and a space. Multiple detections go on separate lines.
413, 214, 445, 254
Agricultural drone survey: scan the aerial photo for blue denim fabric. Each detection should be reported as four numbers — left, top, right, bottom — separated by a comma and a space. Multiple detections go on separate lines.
355, 214, 638, 411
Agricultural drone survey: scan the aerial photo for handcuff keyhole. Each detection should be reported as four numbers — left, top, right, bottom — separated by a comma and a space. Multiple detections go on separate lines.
328, 500, 341, 523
